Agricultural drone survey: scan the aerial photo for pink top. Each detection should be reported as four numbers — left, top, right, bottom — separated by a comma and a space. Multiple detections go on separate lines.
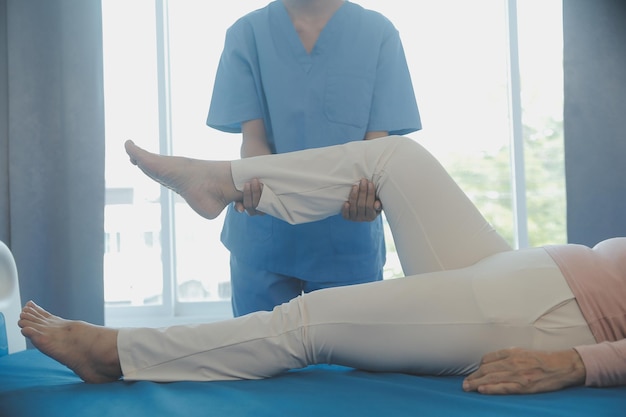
544, 237, 626, 387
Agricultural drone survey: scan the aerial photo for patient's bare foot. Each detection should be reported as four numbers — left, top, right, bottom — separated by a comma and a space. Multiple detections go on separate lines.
124, 140, 241, 220
18, 301, 122, 383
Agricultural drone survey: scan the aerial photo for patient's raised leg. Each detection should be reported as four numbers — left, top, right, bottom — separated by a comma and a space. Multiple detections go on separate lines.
18, 301, 122, 383
127, 136, 511, 274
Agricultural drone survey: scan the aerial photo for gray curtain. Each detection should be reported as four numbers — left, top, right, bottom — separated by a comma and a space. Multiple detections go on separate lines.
0, 0, 105, 324
563, 0, 626, 246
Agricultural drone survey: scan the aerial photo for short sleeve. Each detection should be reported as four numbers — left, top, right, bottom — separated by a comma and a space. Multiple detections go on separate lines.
367, 24, 421, 135
206, 22, 264, 133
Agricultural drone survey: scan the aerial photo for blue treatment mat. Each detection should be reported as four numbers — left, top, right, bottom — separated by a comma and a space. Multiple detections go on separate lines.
1, 350, 625, 417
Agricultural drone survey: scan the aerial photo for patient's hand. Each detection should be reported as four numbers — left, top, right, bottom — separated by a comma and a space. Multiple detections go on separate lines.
235, 178, 265, 216
462, 347, 586, 395
342, 178, 382, 222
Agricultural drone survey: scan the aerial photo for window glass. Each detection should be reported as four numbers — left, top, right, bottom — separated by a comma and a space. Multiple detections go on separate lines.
102, 0, 564, 323
102, 0, 163, 306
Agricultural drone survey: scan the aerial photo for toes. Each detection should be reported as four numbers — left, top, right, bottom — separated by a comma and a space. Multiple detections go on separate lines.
20, 325, 41, 339
124, 140, 144, 166
20, 309, 43, 324
20, 301, 54, 326
27, 301, 52, 318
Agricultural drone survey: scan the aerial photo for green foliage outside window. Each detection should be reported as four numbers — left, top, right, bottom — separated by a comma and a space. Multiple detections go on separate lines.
445, 117, 566, 248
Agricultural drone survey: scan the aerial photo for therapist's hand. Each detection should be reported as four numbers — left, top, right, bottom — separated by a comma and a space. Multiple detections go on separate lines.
235, 178, 265, 216
342, 178, 382, 222
462, 347, 586, 395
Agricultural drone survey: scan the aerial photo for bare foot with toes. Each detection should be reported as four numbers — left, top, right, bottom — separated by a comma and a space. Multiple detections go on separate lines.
124, 140, 241, 220
18, 301, 122, 383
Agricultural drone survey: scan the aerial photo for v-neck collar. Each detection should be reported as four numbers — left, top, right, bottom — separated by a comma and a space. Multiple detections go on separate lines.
274, 1, 349, 72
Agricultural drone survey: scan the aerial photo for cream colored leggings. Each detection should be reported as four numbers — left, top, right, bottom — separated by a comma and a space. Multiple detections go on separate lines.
118, 136, 594, 382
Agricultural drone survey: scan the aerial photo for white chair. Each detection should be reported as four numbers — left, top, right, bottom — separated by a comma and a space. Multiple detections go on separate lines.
0, 240, 26, 355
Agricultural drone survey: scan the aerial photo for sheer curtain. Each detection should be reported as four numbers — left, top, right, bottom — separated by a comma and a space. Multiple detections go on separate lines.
0, 0, 105, 324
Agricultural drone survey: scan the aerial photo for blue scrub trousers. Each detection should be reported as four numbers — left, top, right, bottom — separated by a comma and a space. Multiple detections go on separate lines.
230, 254, 383, 317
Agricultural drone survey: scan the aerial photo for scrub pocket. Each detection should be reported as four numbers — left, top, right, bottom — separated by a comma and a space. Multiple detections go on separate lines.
324, 74, 373, 128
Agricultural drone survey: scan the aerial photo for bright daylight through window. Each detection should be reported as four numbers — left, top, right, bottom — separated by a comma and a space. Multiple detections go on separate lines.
102, 0, 564, 327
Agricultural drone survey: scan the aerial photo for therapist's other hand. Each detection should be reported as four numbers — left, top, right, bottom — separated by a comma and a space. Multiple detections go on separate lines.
342, 178, 382, 222
235, 178, 265, 216
462, 347, 586, 395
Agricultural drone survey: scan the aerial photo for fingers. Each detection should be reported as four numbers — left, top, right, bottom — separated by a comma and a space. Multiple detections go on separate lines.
344, 182, 360, 220
464, 368, 540, 395
478, 348, 514, 365
462, 348, 559, 395
236, 179, 265, 216
244, 179, 263, 214
465, 349, 515, 381
362, 181, 378, 219
342, 179, 382, 222
341, 201, 351, 220
467, 381, 523, 395
463, 349, 514, 392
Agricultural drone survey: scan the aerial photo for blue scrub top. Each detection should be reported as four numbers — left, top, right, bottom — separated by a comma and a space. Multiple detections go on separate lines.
207, 1, 421, 281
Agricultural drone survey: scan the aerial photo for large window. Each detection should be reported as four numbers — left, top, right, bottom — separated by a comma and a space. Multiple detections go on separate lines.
102, 0, 564, 327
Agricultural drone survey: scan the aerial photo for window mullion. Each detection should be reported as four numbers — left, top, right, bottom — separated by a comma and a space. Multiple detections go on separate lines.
505, 0, 529, 249
155, 0, 176, 315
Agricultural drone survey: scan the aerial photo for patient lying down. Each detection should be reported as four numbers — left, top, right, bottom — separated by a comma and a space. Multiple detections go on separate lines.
19, 136, 626, 394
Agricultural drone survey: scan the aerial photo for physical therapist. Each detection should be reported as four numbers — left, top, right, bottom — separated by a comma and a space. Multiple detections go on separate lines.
207, 0, 421, 316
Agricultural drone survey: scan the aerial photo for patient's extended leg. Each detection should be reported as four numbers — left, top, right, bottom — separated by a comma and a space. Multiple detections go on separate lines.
18, 301, 122, 383
125, 140, 241, 220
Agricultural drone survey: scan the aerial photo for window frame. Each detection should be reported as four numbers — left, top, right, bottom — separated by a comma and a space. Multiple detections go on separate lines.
104, 0, 560, 327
